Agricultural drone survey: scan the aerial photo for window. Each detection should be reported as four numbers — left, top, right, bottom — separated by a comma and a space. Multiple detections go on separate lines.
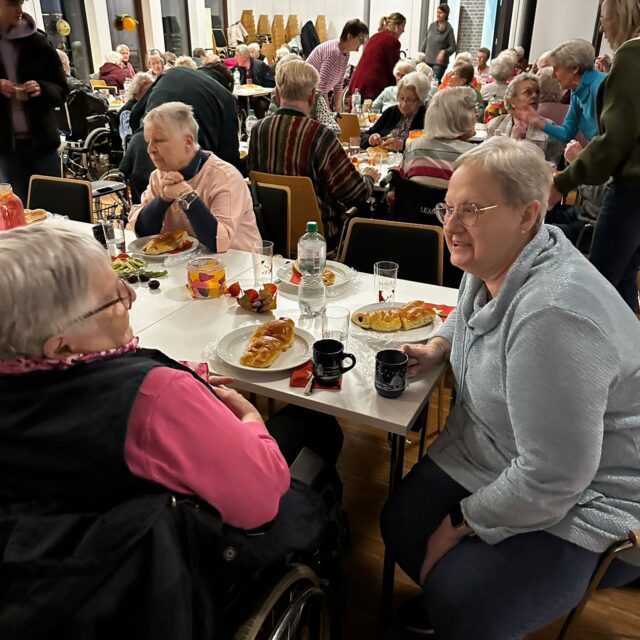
161, 0, 191, 56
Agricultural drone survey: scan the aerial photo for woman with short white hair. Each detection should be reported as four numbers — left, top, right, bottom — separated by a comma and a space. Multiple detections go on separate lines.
118, 72, 154, 144
382, 136, 640, 638
399, 87, 476, 187
174, 55, 197, 70
480, 54, 515, 101
369, 59, 417, 113
146, 51, 165, 78
362, 71, 429, 151
99, 50, 127, 89
517, 39, 606, 143
128, 101, 261, 252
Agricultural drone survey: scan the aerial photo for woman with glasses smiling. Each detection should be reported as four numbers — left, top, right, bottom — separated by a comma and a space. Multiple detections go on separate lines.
381, 137, 640, 638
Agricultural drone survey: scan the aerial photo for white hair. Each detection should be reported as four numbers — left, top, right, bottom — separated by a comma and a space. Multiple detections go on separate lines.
275, 45, 291, 60
397, 71, 430, 104
236, 44, 250, 58
0, 225, 110, 359
454, 51, 473, 65
550, 39, 595, 74
536, 50, 552, 67
56, 48, 70, 75
393, 59, 416, 76
415, 62, 433, 84
489, 55, 515, 82
126, 71, 154, 101
105, 50, 123, 65
454, 137, 552, 227
424, 87, 477, 139
175, 55, 198, 69
537, 67, 563, 102
276, 59, 319, 101
144, 101, 200, 144
116, 44, 129, 54
514, 45, 525, 56
248, 43, 261, 53
504, 72, 540, 111
412, 51, 427, 64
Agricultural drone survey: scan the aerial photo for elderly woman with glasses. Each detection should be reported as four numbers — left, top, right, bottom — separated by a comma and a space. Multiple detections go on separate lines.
361, 71, 429, 152
486, 73, 564, 163
381, 137, 640, 638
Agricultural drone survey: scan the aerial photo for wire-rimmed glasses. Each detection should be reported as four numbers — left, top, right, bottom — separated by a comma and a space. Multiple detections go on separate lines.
432, 202, 499, 227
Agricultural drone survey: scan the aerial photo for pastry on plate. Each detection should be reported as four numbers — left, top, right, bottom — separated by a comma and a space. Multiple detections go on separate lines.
292, 260, 336, 286
369, 308, 402, 332
367, 145, 389, 160
350, 301, 435, 333
399, 301, 436, 331
351, 310, 371, 329
239, 318, 295, 368
24, 208, 48, 224
142, 229, 189, 255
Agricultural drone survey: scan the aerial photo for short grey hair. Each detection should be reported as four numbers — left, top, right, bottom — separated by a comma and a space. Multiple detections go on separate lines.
454, 51, 473, 65
413, 51, 426, 64
278, 52, 302, 65
105, 50, 123, 65
116, 44, 129, 54
175, 55, 197, 69
489, 55, 515, 82
236, 44, 250, 59
144, 101, 200, 143
415, 62, 433, 84
504, 73, 540, 111
397, 71, 430, 104
56, 49, 70, 75
0, 225, 110, 359
424, 87, 477, 139
275, 45, 291, 60
393, 59, 416, 76
276, 59, 319, 101
454, 137, 552, 226
126, 71, 153, 101
550, 39, 595, 75
248, 43, 261, 53
537, 67, 563, 102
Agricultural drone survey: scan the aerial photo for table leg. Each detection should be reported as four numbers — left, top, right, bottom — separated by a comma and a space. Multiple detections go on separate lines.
381, 432, 405, 618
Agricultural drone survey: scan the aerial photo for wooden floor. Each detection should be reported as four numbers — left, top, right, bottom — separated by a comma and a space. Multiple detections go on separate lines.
334, 390, 640, 640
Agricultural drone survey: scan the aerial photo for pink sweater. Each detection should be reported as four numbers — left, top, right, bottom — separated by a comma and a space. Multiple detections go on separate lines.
124, 367, 290, 529
129, 153, 261, 252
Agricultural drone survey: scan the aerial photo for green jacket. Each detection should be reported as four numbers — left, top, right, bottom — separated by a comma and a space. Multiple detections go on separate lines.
554, 37, 640, 194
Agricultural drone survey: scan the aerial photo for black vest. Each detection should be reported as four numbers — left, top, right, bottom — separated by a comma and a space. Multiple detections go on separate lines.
0, 348, 210, 506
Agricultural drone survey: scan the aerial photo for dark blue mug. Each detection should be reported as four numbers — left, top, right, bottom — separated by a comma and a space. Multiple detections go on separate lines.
375, 349, 408, 398
312, 339, 356, 385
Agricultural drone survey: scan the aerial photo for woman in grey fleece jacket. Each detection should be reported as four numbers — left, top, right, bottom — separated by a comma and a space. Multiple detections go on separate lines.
381, 137, 640, 639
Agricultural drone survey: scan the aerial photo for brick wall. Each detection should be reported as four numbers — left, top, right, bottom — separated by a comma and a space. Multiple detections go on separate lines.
456, 0, 487, 55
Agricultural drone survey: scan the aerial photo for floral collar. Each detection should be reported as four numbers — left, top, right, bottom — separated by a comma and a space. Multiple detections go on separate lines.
0, 337, 139, 375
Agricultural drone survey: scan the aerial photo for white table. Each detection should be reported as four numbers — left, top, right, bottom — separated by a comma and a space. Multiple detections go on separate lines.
233, 85, 275, 98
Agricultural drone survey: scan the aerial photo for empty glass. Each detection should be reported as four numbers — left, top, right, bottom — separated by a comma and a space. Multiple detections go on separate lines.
252, 239, 274, 287
322, 306, 351, 343
374, 261, 398, 304
101, 219, 126, 257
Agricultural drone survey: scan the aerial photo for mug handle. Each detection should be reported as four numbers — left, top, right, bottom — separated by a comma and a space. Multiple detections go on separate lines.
340, 353, 356, 374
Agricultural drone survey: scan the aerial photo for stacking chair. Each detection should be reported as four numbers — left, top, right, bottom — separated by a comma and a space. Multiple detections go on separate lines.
556, 529, 640, 639
250, 181, 292, 257
240, 9, 257, 43
257, 14, 271, 40
89, 79, 106, 90
285, 15, 300, 43
315, 15, 328, 42
271, 15, 286, 49
27, 175, 93, 224
249, 171, 323, 259
337, 113, 361, 144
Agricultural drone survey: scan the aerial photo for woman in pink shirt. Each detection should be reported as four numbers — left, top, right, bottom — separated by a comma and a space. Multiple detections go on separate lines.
0, 225, 344, 530
128, 101, 261, 252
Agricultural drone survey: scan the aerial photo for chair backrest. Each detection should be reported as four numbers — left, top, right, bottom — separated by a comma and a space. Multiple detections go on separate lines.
28, 175, 94, 224
257, 14, 271, 36
261, 42, 276, 63
249, 171, 323, 258
90, 79, 106, 89
252, 182, 291, 257
339, 218, 444, 286
337, 113, 361, 143
315, 15, 328, 42
285, 15, 299, 42
271, 15, 285, 48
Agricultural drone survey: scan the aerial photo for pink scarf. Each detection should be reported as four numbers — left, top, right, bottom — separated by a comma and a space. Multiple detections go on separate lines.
0, 338, 139, 375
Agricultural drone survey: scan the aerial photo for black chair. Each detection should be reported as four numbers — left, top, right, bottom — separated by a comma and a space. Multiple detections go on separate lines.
28, 175, 93, 223
338, 217, 444, 286
249, 181, 292, 257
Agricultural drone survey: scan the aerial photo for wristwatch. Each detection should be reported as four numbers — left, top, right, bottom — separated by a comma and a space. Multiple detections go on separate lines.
176, 189, 198, 212
449, 502, 476, 536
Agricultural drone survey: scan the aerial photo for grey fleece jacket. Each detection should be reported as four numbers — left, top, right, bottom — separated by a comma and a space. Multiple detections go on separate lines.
430, 224, 640, 564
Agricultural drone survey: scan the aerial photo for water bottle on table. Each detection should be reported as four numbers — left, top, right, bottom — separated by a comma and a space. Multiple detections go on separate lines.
233, 68, 241, 86
245, 109, 258, 139
351, 88, 362, 114
297, 221, 327, 317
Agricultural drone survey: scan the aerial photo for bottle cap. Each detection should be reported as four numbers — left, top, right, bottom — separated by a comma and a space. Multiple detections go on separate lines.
306, 221, 318, 233
248, 109, 255, 117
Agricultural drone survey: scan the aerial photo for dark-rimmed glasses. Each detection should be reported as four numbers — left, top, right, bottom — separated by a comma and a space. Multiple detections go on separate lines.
433, 202, 499, 227
69, 279, 134, 327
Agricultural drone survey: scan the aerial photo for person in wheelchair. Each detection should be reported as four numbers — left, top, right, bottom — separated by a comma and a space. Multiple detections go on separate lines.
0, 225, 345, 637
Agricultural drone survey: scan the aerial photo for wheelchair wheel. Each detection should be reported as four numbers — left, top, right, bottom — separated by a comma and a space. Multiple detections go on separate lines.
234, 564, 331, 640
85, 128, 113, 181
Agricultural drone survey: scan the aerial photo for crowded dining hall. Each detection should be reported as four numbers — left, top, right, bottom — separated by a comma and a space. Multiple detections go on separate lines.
1, 0, 640, 638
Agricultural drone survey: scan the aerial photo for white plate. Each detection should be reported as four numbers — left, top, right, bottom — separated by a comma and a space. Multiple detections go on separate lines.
350, 302, 442, 343
128, 235, 199, 261
276, 260, 357, 297
216, 324, 315, 372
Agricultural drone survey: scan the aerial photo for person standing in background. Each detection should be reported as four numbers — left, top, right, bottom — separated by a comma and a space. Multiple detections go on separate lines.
348, 13, 406, 100
0, 0, 67, 203
422, 4, 457, 82
307, 18, 369, 111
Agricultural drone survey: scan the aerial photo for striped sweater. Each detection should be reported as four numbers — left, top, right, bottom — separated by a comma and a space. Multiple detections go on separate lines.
247, 107, 373, 250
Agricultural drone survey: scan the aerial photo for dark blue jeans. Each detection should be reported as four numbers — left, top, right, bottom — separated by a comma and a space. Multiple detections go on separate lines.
431, 64, 447, 82
381, 457, 640, 640
0, 141, 60, 204
590, 180, 640, 312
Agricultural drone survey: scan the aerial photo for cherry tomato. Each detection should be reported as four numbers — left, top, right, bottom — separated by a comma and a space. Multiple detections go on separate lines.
264, 283, 277, 295
228, 281, 242, 297
245, 289, 259, 301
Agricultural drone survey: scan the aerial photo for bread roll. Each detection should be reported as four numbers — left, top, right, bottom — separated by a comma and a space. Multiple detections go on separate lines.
369, 309, 402, 332
399, 301, 436, 331
143, 229, 188, 255
239, 318, 295, 368
24, 208, 48, 224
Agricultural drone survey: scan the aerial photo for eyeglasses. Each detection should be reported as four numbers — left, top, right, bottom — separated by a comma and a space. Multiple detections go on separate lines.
398, 96, 420, 104
433, 202, 499, 226
69, 279, 134, 327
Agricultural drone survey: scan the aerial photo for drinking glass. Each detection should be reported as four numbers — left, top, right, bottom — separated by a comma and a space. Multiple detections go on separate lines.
101, 218, 126, 257
322, 306, 351, 343
349, 136, 361, 156
374, 261, 398, 303
252, 239, 274, 287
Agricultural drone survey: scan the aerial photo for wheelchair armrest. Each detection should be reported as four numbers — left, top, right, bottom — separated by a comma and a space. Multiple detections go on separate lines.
380, 168, 401, 189
289, 447, 325, 487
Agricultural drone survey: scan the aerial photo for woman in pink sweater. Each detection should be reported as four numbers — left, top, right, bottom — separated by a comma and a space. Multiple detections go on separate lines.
128, 102, 261, 252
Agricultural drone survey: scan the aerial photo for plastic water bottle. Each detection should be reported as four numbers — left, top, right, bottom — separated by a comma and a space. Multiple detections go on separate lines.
297, 221, 327, 317
245, 109, 258, 138
351, 88, 362, 114
233, 68, 241, 86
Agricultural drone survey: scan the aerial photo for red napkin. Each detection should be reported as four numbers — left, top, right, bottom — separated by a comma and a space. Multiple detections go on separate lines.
168, 240, 194, 255
423, 302, 455, 320
290, 360, 342, 391
289, 270, 302, 285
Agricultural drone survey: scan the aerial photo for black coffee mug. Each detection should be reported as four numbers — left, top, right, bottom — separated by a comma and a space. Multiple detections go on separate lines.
375, 349, 409, 398
312, 339, 356, 385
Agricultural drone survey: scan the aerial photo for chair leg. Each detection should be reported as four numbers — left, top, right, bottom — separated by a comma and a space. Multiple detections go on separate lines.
437, 373, 446, 433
